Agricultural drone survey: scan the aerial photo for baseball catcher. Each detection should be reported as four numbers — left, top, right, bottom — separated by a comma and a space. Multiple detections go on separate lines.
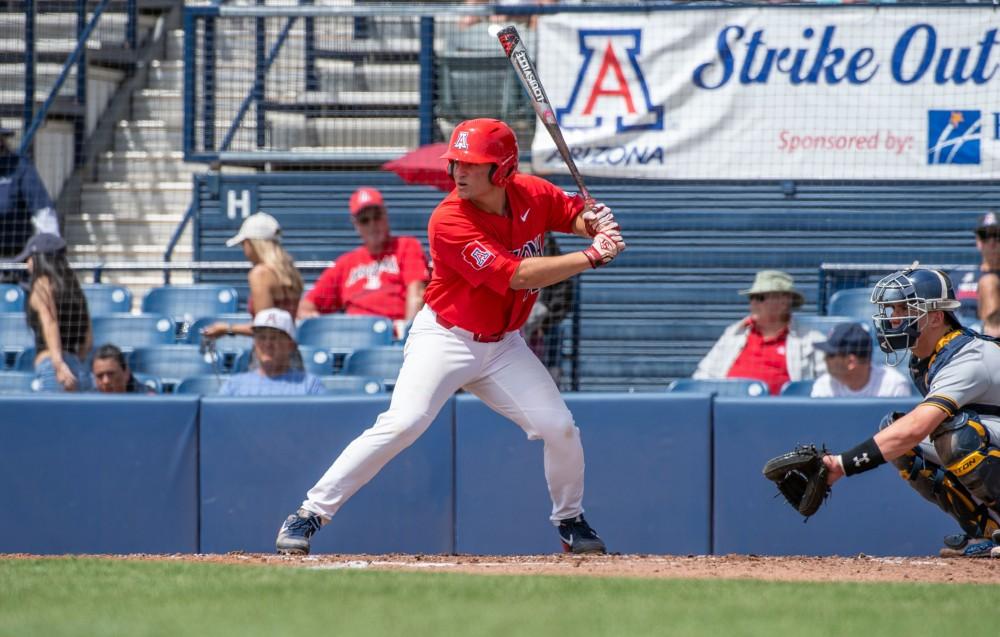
764, 268, 1000, 557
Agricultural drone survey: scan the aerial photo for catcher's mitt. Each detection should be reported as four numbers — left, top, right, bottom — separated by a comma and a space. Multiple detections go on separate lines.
762, 444, 831, 518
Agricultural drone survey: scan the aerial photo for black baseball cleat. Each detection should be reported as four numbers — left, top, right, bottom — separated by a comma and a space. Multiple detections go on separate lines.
558, 514, 606, 554
275, 508, 324, 555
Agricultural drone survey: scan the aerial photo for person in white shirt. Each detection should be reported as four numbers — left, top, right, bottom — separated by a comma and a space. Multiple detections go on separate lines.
811, 322, 912, 398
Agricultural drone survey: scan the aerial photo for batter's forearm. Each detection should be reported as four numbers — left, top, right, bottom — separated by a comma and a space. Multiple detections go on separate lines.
510, 253, 590, 290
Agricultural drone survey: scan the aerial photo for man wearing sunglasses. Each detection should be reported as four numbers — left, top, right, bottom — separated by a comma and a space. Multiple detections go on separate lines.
298, 186, 430, 337
693, 269, 826, 395
953, 211, 1000, 335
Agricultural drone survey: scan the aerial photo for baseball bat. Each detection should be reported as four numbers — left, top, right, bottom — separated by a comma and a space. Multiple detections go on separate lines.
496, 25, 591, 201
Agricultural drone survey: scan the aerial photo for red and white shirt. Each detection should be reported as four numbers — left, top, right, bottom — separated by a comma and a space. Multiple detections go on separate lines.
424, 173, 584, 335
305, 236, 430, 320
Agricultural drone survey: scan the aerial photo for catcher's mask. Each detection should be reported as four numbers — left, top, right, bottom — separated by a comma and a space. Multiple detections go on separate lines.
870, 268, 961, 356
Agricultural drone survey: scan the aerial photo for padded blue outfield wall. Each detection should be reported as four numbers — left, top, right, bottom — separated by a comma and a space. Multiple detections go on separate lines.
0, 395, 966, 556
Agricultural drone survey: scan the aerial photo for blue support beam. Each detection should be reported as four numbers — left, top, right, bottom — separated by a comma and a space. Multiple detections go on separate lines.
418, 16, 435, 146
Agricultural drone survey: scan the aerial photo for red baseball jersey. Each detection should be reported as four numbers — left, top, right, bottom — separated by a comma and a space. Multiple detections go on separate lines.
424, 173, 585, 335
305, 236, 430, 320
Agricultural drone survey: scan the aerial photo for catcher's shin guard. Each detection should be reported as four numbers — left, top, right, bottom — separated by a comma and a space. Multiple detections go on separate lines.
933, 413, 1000, 525
892, 446, 999, 541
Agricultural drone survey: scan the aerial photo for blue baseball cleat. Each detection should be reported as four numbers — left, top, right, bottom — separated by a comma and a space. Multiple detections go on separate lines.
939, 533, 997, 558
558, 514, 606, 554
276, 508, 324, 555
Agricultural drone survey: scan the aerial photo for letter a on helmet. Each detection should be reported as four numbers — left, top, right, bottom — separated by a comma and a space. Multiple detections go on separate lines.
441, 119, 519, 187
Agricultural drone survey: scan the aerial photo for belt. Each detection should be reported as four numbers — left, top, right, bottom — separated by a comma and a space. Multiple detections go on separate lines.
435, 316, 507, 343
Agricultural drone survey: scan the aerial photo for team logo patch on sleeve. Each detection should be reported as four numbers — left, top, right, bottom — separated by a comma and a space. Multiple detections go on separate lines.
462, 241, 496, 270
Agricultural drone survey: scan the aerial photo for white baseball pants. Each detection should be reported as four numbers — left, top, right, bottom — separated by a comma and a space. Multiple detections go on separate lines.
302, 305, 586, 524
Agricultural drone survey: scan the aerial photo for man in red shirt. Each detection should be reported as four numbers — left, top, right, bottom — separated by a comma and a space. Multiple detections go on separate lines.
276, 118, 625, 555
298, 186, 430, 336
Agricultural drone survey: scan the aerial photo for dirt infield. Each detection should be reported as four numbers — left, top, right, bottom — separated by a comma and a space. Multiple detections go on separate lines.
6, 553, 1000, 584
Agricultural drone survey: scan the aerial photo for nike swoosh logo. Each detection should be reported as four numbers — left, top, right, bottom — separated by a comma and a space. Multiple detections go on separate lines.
520, 208, 530, 222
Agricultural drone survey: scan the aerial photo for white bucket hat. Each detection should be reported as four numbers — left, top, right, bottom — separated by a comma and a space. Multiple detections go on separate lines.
252, 308, 296, 341
738, 270, 806, 308
225, 212, 281, 247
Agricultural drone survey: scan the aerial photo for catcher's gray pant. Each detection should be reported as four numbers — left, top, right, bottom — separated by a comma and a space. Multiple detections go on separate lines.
883, 410, 1000, 539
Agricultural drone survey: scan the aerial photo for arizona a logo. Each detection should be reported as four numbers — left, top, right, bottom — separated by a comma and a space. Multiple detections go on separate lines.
454, 131, 470, 150
462, 241, 495, 270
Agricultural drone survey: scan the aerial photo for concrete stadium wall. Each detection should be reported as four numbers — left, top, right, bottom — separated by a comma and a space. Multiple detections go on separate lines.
0, 395, 962, 556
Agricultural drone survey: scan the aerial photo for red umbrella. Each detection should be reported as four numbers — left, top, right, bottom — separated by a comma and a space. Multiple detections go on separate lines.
382, 142, 454, 192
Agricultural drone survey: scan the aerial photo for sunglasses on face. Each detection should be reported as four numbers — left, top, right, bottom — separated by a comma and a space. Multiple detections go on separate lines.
355, 208, 385, 225
977, 230, 1000, 241
749, 293, 786, 302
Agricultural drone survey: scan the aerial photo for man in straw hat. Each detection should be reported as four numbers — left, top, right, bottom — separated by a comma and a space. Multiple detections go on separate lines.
693, 269, 826, 395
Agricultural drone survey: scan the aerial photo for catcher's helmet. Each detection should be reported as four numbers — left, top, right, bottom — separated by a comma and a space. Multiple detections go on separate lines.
441, 118, 519, 187
870, 268, 962, 353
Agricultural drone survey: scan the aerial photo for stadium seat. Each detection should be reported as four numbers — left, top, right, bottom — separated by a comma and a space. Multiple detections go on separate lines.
0, 370, 37, 393
666, 378, 770, 397
91, 314, 176, 354
779, 380, 816, 396
0, 283, 25, 313
141, 285, 239, 332
132, 373, 163, 394
319, 375, 384, 395
297, 346, 337, 377
82, 284, 133, 316
130, 345, 223, 389
0, 313, 34, 369
342, 346, 404, 389
791, 315, 854, 336
297, 315, 394, 350
174, 375, 225, 396
14, 348, 36, 371
828, 288, 876, 322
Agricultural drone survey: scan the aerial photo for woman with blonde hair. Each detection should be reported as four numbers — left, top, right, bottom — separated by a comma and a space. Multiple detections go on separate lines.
203, 212, 304, 339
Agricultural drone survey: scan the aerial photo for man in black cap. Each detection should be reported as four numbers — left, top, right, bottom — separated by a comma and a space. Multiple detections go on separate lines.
953, 211, 1000, 329
0, 126, 60, 282
810, 322, 912, 398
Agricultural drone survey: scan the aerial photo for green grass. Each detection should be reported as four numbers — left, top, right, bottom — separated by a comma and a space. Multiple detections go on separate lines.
1, 558, 999, 637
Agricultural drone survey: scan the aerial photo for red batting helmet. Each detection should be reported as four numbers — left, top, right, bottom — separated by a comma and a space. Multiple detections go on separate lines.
441, 118, 518, 187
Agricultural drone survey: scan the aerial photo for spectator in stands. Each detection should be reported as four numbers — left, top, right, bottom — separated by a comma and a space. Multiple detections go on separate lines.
16, 233, 92, 392
693, 270, 825, 395
0, 126, 60, 282
297, 187, 430, 338
219, 308, 326, 397
983, 309, 1000, 339
203, 212, 304, 340
810, 322, 912, 398
91, 343, 151, 394
953, 211, 1000, 324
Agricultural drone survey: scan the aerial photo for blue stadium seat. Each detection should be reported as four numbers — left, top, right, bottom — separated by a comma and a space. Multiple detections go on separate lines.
666, 378, 770, 397
14, 348, 36, 371
91, 314, 176, 354
297, 315, 394, 350
791, 315, 854, 336
132, 373, 163, 394
319, 375, 384, 395
0, 283, 25, 313
342, 346, 404, 389
82, 283, 133, 316
130, 345, 223, 389
0, 313, 34, 369
780, 380, 816, 396
828, 288, 875, 322
0, 370, 37, 393
297, 346, 337, 377
174, 375, 225, 396
141, 285, 239, 330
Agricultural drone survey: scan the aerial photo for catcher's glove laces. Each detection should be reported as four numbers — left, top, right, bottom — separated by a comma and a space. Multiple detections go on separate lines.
762, 444, 832, 519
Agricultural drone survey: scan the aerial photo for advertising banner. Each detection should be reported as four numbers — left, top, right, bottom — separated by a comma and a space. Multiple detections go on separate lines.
533, 7, 1000, 179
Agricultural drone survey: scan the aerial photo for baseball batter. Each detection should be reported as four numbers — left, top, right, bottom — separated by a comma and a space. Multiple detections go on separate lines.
276, 119, 625, 555
819, 268, 1000, 557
